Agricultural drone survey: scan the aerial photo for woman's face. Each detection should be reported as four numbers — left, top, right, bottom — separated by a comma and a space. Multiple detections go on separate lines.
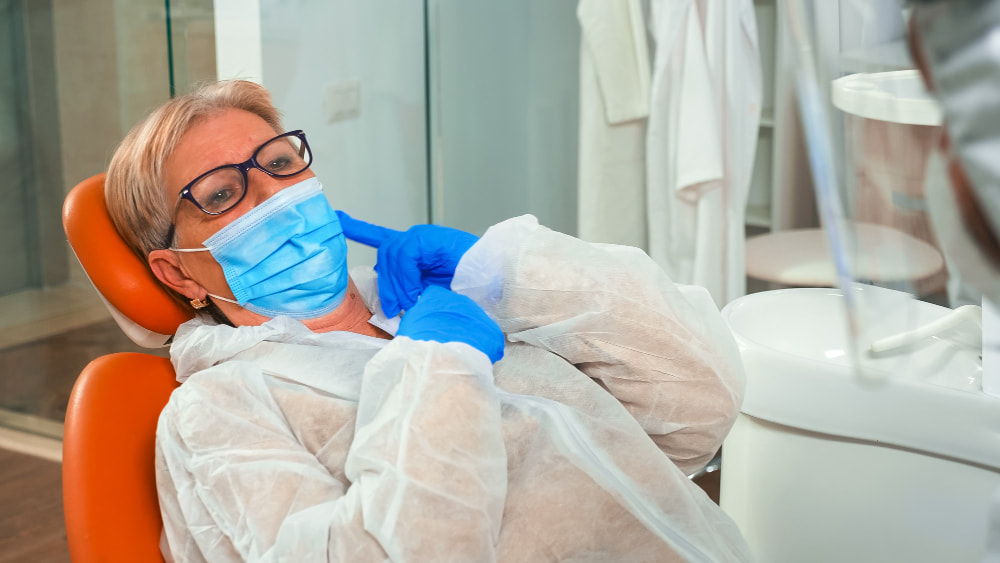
149, 107, 357, 330
164, 108, 315, 254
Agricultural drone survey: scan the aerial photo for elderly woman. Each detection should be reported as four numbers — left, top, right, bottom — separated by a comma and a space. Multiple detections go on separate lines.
105, 79, 750, 562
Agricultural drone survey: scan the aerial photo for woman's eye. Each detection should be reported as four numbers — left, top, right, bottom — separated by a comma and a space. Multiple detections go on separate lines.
204, 186, 237, 208
266, 156, 292, 171
190, 167, 245, 212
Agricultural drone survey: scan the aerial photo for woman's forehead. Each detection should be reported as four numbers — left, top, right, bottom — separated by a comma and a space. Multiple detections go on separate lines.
179, 109, 277, 159
165, 109, 277, 188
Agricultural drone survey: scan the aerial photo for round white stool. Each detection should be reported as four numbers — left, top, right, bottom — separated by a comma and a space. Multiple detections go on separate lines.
746, 223, 945, 290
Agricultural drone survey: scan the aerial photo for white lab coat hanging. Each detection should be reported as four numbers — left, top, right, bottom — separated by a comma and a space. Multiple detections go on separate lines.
646, 0, 762, 306
577, 0, 651, 249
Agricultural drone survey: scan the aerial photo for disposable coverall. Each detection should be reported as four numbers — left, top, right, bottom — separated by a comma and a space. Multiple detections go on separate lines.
155, 215, 751, 562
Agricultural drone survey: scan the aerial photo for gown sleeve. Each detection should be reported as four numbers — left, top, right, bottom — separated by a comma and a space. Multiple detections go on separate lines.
155, 337, 506, 562
451, 214, 745, 475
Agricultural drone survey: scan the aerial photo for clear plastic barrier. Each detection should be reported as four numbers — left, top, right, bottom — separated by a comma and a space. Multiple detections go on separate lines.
777, 0, 985, 390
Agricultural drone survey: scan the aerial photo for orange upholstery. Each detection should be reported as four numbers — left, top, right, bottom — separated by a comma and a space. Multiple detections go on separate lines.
61, 174, 189, 562
62, 173, 192, 336
62, 353, 178, 562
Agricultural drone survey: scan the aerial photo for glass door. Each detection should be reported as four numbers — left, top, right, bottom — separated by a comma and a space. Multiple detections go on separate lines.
0, 0, 61, 298
0, 0, 175, 439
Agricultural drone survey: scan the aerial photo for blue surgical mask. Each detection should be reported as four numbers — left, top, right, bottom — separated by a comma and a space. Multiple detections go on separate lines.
172, 177, 350, 319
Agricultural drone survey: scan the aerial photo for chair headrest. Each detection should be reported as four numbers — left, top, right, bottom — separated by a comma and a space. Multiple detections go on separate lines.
63, 173, 193, 347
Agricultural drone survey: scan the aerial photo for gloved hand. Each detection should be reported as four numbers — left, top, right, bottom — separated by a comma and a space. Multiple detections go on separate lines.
397, 285, 505, 363
336, 211, 479, 317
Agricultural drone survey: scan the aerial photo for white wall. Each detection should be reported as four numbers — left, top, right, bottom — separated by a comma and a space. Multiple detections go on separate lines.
427, 0, 580, 236
214, 0, 261, 84
258, 0, 428, 269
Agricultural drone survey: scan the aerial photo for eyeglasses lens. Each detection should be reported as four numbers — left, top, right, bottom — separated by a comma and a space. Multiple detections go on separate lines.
189, 167, 246, 214
189, 133, 312, 215
257, 134, 311, 177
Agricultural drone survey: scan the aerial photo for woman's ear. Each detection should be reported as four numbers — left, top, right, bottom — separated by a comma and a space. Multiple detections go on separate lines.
148, 249, 205, 299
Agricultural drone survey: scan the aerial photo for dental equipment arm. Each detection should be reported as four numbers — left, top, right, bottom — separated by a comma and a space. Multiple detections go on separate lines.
868, 304, 982, 353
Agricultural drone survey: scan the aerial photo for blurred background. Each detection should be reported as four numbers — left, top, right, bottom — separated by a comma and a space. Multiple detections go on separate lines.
2, 0, 972, 559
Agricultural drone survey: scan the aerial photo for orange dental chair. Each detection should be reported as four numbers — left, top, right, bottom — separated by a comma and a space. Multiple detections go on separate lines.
61, 173, 193, 562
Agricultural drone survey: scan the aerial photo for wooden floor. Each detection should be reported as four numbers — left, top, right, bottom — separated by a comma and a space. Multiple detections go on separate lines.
0, 318, 146, 561
0, 442, 719, 562
696, 467, 721, 504
0, 448, 68, 562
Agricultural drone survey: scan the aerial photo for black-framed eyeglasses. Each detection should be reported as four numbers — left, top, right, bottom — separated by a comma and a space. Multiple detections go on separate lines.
165, 130, 312, 246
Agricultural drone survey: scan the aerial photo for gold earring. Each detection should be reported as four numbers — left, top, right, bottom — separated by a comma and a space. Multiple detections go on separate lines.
189, 297, 209, 310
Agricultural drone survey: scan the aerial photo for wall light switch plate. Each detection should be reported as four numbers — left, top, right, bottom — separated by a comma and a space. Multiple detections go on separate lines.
324, 80, 361, 124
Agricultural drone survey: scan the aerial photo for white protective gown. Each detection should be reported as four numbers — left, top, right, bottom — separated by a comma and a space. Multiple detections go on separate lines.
155, 215, 751, 562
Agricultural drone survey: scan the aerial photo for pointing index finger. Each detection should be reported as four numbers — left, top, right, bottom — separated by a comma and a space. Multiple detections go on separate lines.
335, 210, 400, 248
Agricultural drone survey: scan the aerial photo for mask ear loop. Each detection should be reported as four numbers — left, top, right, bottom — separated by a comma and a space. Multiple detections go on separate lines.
201, 297, 237, 327
168, 247, 242, 308
160, 198, 237, 327
190, 293, 239, 309
188, 293, 237, 326
205, 293, 239, 306
169, 250, 241, 307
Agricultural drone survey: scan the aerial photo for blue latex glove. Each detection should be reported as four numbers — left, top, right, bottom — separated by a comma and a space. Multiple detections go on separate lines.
397, 285, 505, 363
336, 211, 478, 317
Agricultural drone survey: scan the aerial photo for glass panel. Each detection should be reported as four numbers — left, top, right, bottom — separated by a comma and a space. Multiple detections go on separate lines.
0, 0, 173, 438
778, 0, 970, 379
165, 0, 216, 94
0, 0, 38, 296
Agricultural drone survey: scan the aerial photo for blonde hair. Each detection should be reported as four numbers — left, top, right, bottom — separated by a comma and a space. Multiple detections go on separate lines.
106, 80, 284, 262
